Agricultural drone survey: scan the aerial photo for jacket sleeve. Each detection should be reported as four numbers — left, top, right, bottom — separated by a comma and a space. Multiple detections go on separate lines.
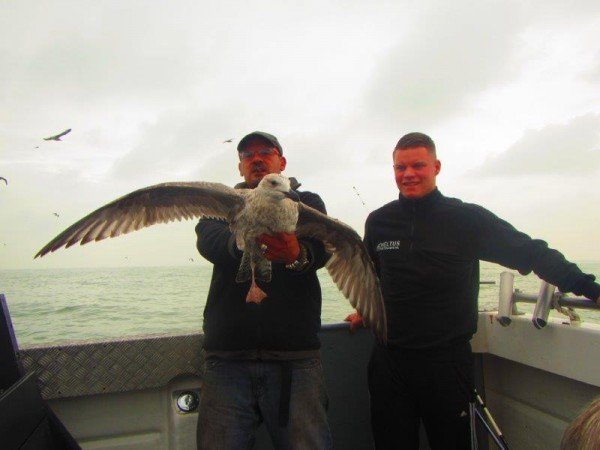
296, 191, 330, 272
473, 206, 600, 300
196, 218, 241, 269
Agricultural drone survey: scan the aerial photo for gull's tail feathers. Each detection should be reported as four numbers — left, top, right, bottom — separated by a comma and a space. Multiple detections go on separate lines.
236, 251, 252, 283
254, 258, 272, 283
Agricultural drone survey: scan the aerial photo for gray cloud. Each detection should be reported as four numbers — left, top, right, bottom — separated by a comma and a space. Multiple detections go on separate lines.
2, 0, 599, 269
108, 106, 244, 183
363, 1, 523, 128
475, 114, 600, 177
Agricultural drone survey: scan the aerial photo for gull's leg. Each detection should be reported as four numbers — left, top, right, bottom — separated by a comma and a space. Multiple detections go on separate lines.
246, 264, 267, 303
236, 238, 268, 302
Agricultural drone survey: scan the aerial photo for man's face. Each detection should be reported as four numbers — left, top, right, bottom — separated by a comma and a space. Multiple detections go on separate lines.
238, 138, 287, 188
393, 146, 441, 199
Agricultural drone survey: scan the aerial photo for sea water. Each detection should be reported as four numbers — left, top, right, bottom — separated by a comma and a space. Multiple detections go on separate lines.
1, 261, 599, 346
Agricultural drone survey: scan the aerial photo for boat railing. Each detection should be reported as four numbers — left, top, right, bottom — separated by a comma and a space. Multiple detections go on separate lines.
496, 271, 599, 328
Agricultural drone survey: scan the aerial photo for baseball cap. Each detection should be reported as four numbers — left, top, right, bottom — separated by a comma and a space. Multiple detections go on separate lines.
237, 131, 283, 155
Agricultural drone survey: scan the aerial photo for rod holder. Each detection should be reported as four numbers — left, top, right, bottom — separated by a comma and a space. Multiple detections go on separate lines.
532, 281, 556, 329
497, 272, 515, 326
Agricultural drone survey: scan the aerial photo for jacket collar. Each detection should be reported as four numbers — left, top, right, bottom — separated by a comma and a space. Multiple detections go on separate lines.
234, 176, 301, 190
398, 187, 442, 208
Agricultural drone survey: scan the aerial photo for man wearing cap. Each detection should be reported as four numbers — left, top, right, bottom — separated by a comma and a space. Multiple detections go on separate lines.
195, 131, 333, 449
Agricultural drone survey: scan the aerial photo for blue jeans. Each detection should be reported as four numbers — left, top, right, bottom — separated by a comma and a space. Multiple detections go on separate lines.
197, 358, 332, 450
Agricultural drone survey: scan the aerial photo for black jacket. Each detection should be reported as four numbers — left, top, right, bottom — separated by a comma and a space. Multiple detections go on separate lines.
196, 178, 329, 355
365, 188, 600, 349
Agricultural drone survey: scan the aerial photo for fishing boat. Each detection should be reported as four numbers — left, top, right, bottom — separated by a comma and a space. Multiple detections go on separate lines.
2, 274, 599, 449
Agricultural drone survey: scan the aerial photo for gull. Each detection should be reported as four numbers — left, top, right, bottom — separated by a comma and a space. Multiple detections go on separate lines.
0, 177, 7, 185
34, 174, 387, 341
53, 212, 60, 217
44, 129, 72, 141
222, 139, 233, 143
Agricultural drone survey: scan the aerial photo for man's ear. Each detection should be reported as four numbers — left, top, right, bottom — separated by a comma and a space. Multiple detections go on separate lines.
279, 156, 287, 172
238, 161, 243, 177
435, 159, 441, 175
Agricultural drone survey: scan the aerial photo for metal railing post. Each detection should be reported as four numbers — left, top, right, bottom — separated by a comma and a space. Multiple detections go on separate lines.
497, 272, 515, 326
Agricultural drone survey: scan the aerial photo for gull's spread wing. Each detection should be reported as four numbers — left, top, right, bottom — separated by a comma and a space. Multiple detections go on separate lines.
43, 128, 72, 141
35, 182, 245, 258
56, 128, 72, 138
295, 203, 387, 342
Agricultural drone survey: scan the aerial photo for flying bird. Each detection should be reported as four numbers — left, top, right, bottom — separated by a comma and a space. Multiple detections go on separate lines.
189, 258, 194, 262
222, 139, 233, 143
0, 177, 7, 185
53, 212, 60, 217
43, 129, 72, 141
34, 174, 387, 340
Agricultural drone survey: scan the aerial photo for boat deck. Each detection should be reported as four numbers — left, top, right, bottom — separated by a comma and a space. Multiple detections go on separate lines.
13, 314, 600, 449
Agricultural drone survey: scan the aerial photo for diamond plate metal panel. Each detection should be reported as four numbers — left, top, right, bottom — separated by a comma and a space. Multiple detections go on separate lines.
17, 333, 204, 400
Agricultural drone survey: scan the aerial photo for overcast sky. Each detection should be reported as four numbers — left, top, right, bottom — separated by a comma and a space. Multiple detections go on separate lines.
1, 0, 599, 270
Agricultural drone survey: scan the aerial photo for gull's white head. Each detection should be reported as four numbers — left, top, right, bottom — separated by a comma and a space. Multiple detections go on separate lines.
257, 174, 297, 200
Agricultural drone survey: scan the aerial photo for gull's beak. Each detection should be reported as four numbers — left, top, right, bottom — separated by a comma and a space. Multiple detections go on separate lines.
284, 190, 300, 202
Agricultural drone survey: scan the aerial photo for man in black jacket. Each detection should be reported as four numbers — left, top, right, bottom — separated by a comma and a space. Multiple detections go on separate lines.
363, 132, 600, 449
195, 131, 332, 449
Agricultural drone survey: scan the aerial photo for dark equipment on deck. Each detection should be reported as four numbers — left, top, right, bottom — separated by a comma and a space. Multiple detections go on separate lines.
0, 293, 80, 450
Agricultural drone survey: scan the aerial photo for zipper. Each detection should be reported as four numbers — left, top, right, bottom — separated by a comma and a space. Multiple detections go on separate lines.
409, 204, 416, 252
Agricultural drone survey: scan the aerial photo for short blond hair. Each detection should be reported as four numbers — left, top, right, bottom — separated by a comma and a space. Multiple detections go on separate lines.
561, 397, 600, 450
393, 132, 436, 156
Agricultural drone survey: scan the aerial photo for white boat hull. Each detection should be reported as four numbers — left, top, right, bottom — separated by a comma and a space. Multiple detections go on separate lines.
18, 314, 600, 449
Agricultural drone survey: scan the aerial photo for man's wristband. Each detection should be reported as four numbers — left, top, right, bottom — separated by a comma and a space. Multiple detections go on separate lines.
285, 244, 309, 271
